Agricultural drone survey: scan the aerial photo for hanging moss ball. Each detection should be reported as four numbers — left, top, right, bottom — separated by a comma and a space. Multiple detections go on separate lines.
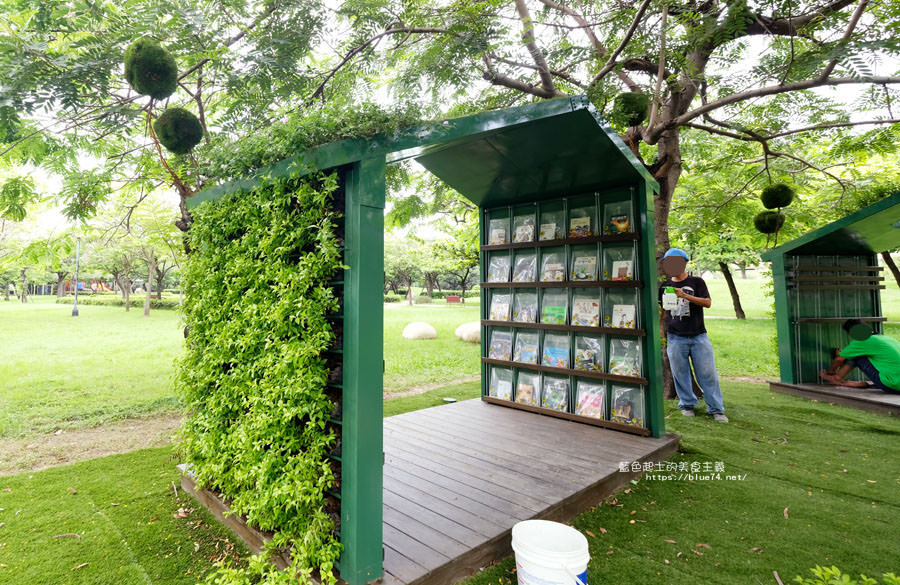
124, 38, 178, 100
153, 108, 203, 154
612, 92, 651, 127
754, 210, 785, 234
760, 183, 795, 209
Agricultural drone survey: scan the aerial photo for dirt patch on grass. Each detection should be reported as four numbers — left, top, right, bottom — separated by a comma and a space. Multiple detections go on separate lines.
384, 376, 480, 400
0, 414, 182, 477
723, 375, 771, 385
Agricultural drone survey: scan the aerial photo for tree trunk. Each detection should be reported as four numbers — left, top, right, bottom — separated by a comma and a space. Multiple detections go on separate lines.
652, 130, 683, 399
881, 251, 900, 290
144, 251, 154, 317
57, 272, 67, 298
425, 275, 434, 298
719, 261, 746, 319
3, 280, 9, 301
20, 268, 27, 303
739, 261, 748, 279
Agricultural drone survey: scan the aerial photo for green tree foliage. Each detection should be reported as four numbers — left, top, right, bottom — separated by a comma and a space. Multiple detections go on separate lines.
176, 172, 343, 585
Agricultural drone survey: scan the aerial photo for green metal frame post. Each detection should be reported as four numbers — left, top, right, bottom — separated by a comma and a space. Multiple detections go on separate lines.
770, 255, 796, 383
636, 182, 665, 438
339, 158, 385, 585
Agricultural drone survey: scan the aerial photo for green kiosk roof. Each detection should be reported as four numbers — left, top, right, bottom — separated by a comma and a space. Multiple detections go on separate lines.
761, 191, 900, 259
188, 96, 657, 210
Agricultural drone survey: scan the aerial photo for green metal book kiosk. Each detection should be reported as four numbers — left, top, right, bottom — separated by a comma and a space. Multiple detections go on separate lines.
188, 97, 665, 584
761, 192, 900, 385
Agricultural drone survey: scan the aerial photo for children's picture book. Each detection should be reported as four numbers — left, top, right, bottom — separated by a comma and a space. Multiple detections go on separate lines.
512, 253, 537, 282
489, 294, 511, 321
488, 219, 507, 245
574, 348, 597, 371
572, 297, 600, 327
569, 216, 591, 238
541, 304, 566, 325
513, 332, 539, 364
539, 222, 559, 240
512, 292, 538, 323
516, 377, 539, 406
541, 252, 566, 282
611, 386, 644, 427
608, 338, 641, 377
611, 260, 633, 281
541, 377, 568, 411
611, 304, 636, 329
541, 333, 570, 369
493, 380, 512, 400
607, 214, 631, 234
576, 382, 605, 419
489, 330, 512, 361
487, 255, 511, 282
571, 255, 597, 281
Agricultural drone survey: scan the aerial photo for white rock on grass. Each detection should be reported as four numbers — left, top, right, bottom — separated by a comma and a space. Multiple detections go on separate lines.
454, 321, 481, 343
402, 322, 437, 340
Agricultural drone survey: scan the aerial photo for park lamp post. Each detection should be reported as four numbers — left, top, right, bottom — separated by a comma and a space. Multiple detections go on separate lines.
72, 236, 81, 317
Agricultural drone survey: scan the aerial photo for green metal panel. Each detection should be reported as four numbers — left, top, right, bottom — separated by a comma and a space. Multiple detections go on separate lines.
339, 158, 385, 585
771, 255, 796, 383
636, 181, 665, 438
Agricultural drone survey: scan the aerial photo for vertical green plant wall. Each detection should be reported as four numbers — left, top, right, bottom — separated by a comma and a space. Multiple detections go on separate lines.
176, 171, 344, 584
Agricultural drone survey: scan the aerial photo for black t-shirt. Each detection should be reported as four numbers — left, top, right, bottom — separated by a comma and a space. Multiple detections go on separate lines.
659, 275, 709, 336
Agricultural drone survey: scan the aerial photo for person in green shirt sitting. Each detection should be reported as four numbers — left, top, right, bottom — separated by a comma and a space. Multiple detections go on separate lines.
819, 319, 900, 393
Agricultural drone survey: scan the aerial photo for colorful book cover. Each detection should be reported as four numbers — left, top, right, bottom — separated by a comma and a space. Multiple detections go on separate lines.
514, 224, 534, 242
541, 304, 566, 324
610, 304, 636, 328
539, 222, 558, 240
516, 382, 537, 405
607, 214, 631, 234
611, 260, 633, 281
489, 331, 512, 360
541, 381, 568, 411
489, 298, 510, 321
569, 216, 591, 237
492, 380, 512, 400
571, 255, 597, 281
541, 262, 565, 282
576, 386, 605, 418
608, 357, 640, 377
514, 341, 538, 364
574, 348, 597, 371
542, 343, 570, 369
572, 299, 600, 327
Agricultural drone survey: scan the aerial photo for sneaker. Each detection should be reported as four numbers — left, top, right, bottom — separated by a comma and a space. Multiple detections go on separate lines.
680, 409, 695, 417
712, 413, 729, 423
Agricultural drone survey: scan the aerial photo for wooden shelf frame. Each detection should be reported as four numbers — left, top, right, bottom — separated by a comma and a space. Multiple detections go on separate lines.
482, 280, 643, 289
482, 357, 648, 386
482, 396, 651, 436
481, 319, 645, 337
481, 232, 640, 251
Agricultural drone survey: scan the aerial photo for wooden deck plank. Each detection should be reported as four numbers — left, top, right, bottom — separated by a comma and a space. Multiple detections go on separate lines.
383, 435, 563, 503
383, 474, 507, 538
383, 463, 536, 522
769, 381, 900, 416
415, 400, 658, 460
381, 399, 681, 585
382, 544, 430, 585
382, 520, 451, 569
383, 487, 489, 546
386, 415, 599, 483
384, 448, 546, 514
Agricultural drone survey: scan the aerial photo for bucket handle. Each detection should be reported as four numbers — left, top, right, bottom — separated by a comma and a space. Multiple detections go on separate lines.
562, 564, 587, 585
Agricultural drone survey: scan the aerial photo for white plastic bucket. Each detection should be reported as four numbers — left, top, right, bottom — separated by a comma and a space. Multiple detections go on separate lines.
511, 520, 590, 585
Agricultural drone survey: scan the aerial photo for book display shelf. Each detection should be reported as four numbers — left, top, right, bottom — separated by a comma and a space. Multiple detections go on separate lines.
480, 189, 653, 436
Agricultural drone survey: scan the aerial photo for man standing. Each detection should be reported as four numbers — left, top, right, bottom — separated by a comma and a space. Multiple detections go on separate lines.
659, 248, 728, 422
819, 319, 900, 393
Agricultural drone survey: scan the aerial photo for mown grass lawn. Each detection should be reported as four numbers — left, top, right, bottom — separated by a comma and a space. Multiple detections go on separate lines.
0, 297, 183, 438
4, 381, 899, 585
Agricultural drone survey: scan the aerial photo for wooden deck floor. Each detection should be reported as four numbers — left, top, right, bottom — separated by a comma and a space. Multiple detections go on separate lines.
770, 381, 900, 416
381, 399, 680, 585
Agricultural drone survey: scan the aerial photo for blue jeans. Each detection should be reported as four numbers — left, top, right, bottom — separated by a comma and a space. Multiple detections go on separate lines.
847, 356, 898, 393
666, 332, 725, 414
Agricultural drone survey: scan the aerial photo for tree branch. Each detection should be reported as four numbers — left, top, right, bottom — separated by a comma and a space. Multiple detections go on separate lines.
537, 0, 640, 91
481, 54, 563, 98
660, 76, 900, 141
817, 0, 869, 81
489, 55, 586, 88
514, 0, 556, 95
646, 6, 668, 131
592, 0, 653, 84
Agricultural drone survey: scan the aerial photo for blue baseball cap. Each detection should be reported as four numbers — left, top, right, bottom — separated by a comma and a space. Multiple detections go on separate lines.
662, 248, 689, 260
